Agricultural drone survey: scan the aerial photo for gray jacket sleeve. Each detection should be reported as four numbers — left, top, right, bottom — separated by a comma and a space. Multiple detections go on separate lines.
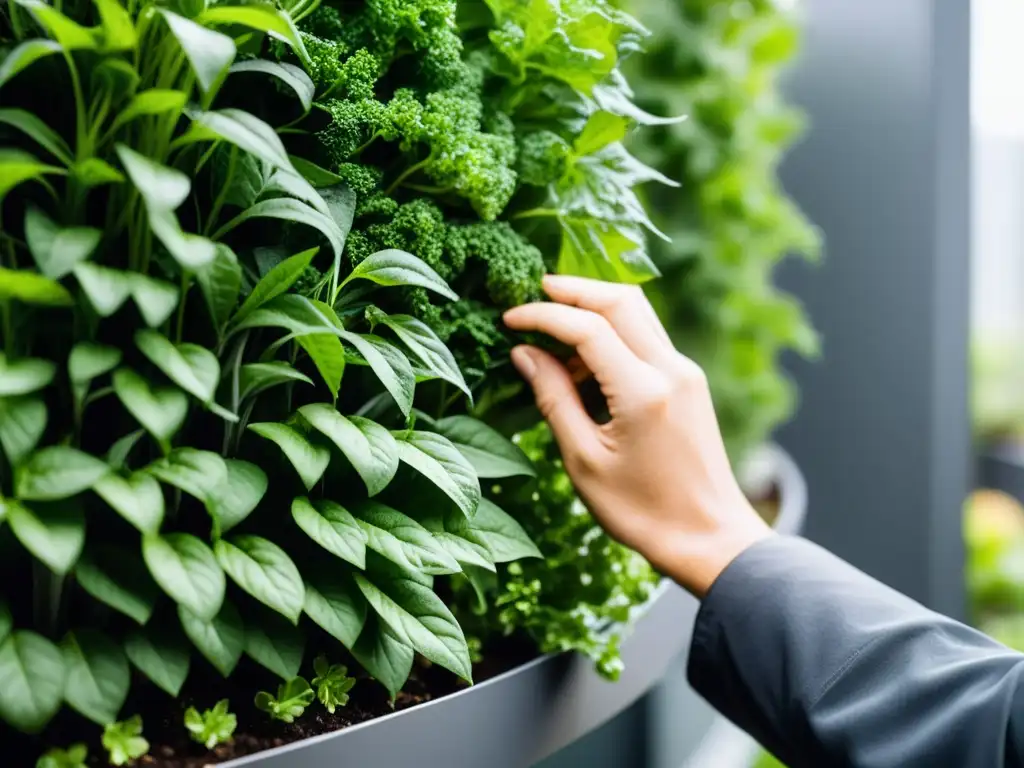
687, 535, 1024, 767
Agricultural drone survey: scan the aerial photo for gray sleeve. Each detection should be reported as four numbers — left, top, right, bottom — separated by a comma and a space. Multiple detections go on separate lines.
686, 535, 1024, 767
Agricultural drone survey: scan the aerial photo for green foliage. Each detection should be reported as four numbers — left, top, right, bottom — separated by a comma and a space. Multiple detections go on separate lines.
255, 676, 315, 723
35, 744, 88, 768
623, 0, 820, 459
101, 716, 149, 766
184, 699, 237, 750
311, 654, 357, 713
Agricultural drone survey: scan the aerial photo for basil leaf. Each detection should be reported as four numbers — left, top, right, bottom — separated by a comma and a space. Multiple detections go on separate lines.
214, 535, 304, 623
353, 500, 460, 575
298, 404, 399, 496
61, 629, 129, 726
394, 431, 481, 518
350, 614, 412, 702
302, 570, 367, 649
0, 630, 65, 733
433, 415, 536, 479
143, 533, 225, 621
341, 249, 457, 300
291, 497, 367, 569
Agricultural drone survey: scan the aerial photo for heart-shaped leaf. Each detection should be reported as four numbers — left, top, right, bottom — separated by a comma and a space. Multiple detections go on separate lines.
92, 472, 164, 534
394, 431, 480, 518
341, 249, 457, 300
0, 396, 46, 466
7, 500, 85, 574
0, 353, 55, 397
143, 533, 225, 621
350, 615, 413, 702
355, 572, 471, 682
248, 423, 329, 490
215, 536, 304, 623
135, 330, 220, 403
298, 405, 398, 496
159, 9, 235, 94
24, 207, 101, 279
69, 343, 121, 387
61, 629, 129, 726
302, 571, 367, 649
73, 263, 132, 316
130, 274, 179, 327
178, 602, 244, 677
16, 447, 109, 502
353, 501, 460, 575
113, 368, 188, 445
146, 448, 227, 503
340, 331, 415, 417
433, 415, 536, 479
0, 630, 66, 733
244, 610, 304, 680
371, 311, 470, 400
291, 497, 367, 568
208, 459, 267, 534
124, 625, 190, 696
76, 545, 159, 625
116, 144, 189, 209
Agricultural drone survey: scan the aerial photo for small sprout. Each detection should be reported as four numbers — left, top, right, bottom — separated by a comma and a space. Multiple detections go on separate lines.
102, 716, 149, 766
184, 699, 237, 750
36, 744, 88, 768
311, 655, 357, 714
254, 677, 314, 723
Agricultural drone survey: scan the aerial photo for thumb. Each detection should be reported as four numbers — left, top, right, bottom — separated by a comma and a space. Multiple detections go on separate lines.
511, 345, 600, 456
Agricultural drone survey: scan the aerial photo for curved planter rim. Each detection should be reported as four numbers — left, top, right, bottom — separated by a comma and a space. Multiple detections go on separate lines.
221, 443, 808, 768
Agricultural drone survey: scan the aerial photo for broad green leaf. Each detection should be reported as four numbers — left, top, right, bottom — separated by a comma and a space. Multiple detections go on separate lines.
143, 533, 225, 620
215, 535, 304, 623
113, 368, 188, 445
15, 0, 97, 49
61, 629, 129, 725
130, 274, 180, 327
70, 157, 124, 188
93, 472, 164, 534
16, 447, 109, 502
302, 571, 367, 648
159, 9, 235, 94
591, 82, 689, 127
187, 108, 292, 170
94, 0, 137, 50
350, 614, 412, 701
248, 423, 329, 490
291, 497, 366, 568
244, 612, 304, 680
340, 331, 414, 417
24, 207, 100, 279
69, 343, 121, 386
213, 198, 344, 258
105, 430, 143, 470
232, 247, 317, 324
208, 459, 267, 534
8, 501, 85, 574
0, 602, 10, 644
0, 148, 64, 202
0, 39, 61, 89
442, 498, 540, 562
238, 362, 313, 401
115, 144, 189, 209
136, 330, 219, 403
0, 266, 72, 306
146, 207, 217, 271
0, 353, 55, 397
299, 405, 398, 496
110, 90, 186, 133
199, 5, 309, 65
433, 415, 535, 479
394, 431, 481, 518
0, 630, 65, 733
574, 111, 630, 156
298, 333, 345, 398
319, 185, 356, 287
355, 572, 471, 681
372, 311, 470, 399
124, 626, 190, 696
72, 263, 132, 316
353, 501, 460, 575
178, 602, 244, 677
0, 108, 71, 164
0, 396, 46, 466
557, 218, 660, 285
37, 743, 89, 768
342, 249, 458, 300
196, 244, 240, 331
290, 155, 343, 187
75, 547, 158, 625
146, 448, 227, 503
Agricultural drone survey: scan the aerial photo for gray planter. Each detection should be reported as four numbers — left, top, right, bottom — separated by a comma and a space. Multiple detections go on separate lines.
224, 444, 807, 768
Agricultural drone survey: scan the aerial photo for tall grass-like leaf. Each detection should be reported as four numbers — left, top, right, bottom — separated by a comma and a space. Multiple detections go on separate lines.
0, 39, 62, 89
0, 267, 73, 306
15, 0, 97, 49
0, 630, 66, 733
0, 109, 72, 164
0, 148, 65, 202
93, 0, 137, 50
109, 90, 187, 133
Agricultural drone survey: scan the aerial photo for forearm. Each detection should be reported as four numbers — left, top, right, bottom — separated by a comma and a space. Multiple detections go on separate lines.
687, 536, 1024, 767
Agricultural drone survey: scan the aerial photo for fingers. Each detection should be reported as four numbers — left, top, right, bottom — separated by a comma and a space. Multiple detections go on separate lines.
503, 302, 657, 391
510, 345, 602, 458
540, 275, 675, 365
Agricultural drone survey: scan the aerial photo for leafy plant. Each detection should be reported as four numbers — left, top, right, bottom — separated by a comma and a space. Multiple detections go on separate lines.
101, 716, 149, 767
311, 654, 356, 713
255, 676, 315, 723
184, 699, 237, 750
35, 744, 88, 768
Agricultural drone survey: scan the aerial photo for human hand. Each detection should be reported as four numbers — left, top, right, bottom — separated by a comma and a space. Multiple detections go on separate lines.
503, 275, 772, 598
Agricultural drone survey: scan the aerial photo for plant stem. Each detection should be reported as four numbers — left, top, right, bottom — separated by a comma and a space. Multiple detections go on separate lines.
175, 273, 190, 343
205, 146, 237, 235
1, 301, 12, 357
385, 156, 432, 196
512, 207, 560, 220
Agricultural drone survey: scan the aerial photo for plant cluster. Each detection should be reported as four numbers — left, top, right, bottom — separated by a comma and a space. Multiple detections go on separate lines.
624, 0, 820, 458
0, 0, 676, 761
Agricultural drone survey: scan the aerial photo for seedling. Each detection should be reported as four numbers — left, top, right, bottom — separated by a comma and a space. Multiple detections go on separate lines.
255, 677, 315, 723
184, 699, 237, 749
102, 716, 149, 766
35, 744, 88, 768
311, 655, 357, 714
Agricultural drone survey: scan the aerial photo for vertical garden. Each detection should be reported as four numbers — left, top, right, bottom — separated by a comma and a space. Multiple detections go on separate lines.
0, 0, 813, 765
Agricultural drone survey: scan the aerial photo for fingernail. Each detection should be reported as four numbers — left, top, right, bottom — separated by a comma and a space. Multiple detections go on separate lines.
511, 346, 537, 381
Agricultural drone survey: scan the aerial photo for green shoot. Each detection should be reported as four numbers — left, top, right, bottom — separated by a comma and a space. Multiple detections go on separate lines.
184, 699, 237, 749
254, 677, 315, 723
311, 654, 357, 714
102, 715, 149, 766
35, 744, 88, 768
